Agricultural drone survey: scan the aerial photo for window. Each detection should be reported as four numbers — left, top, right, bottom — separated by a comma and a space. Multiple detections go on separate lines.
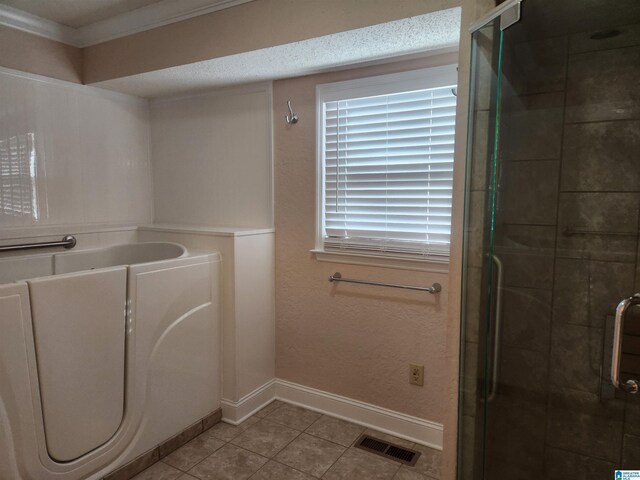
314, 66, 457, 269
0, 133, 39, 220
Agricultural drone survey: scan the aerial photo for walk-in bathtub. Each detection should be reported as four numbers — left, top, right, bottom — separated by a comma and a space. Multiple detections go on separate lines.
0, 242, 221, 480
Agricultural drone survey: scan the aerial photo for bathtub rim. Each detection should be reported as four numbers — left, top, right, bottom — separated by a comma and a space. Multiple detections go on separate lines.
0, 241, 198, 284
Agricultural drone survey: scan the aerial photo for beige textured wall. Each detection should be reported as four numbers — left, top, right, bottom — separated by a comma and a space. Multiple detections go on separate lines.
0, 25, 82, 83
274, 52, 458, 423
84, 0, 460, 84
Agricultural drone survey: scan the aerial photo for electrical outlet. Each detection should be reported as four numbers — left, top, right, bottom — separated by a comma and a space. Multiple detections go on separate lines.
409, 364, 424, 386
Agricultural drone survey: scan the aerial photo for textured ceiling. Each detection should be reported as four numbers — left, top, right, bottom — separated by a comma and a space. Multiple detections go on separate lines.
94, 7, 461, 98
0, 0, 163, 27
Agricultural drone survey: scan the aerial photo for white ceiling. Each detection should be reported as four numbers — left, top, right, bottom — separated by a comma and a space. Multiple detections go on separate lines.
0, 0, 163, 27
94, 7, 461, 98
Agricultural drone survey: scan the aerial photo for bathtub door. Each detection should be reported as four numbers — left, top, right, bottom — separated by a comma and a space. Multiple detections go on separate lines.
28, 266, 126, 462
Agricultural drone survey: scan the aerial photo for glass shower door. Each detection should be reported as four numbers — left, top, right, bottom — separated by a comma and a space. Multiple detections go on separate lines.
459, 0, 640, 478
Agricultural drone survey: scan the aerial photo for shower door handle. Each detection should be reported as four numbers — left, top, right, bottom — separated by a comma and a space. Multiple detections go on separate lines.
612, 294, 640, 394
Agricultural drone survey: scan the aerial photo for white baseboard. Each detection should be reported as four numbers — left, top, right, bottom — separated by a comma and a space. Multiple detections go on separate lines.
221, 378, 443, 450
221, 379, 277, 424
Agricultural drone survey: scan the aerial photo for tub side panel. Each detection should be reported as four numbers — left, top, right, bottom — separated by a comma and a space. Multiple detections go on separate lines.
125, 256, 220, 460
27, 267, 127, 462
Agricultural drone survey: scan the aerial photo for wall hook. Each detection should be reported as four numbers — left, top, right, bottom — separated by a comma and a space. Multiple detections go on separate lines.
285, 100, 299, 124
451, 87, 458, 97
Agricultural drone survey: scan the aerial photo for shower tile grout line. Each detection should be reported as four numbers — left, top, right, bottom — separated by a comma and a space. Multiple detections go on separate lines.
540, 30, 570, 477
543, 443, 619, 467
564, 117, 640, 126
568, 42, 640, 57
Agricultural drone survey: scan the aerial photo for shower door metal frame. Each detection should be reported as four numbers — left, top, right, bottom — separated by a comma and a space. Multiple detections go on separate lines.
458, 2, 524, 479
469, 0, 522, 34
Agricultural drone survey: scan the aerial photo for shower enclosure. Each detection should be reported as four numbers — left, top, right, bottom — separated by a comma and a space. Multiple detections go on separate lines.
459, 0, 640, 478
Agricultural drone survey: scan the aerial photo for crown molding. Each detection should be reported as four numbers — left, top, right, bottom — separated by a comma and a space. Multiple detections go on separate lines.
0, 4, 81, 45
78, 0, 255, 47
0, 0, 255, 48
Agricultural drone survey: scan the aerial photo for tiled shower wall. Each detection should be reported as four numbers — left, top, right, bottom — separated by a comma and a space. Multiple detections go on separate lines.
484, 21, 640, 478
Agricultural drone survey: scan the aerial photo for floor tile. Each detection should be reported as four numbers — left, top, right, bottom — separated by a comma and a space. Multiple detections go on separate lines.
177, 474, 199, 480
266, 403, 322, 431
238, 416, 261, 430
322, 448, 400, 480
362, 429, 414, 449
393, 467, 430, 480
131, 461, 182, 480
305, 415, 365, 447
249, 460, 315, 479
163, 430, 225, 471
207, 421, 244, 442
274, 433, 345, 477
410, 444, 441, 479
188, 444, 268, 480
231, 419, 300, 457
254, 400, 284, 418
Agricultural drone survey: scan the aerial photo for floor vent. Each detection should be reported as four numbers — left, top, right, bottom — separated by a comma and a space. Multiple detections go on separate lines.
354, 434, 421, 466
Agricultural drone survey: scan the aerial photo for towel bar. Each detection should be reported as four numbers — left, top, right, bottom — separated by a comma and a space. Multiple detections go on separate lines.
328, 272, 441, 294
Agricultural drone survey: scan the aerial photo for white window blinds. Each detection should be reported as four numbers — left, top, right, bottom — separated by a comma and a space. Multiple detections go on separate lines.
320, 73, 456, 259
0, 133, 39, 220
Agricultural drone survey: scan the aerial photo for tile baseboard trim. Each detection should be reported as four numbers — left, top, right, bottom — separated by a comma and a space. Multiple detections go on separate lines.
222, 379, 443, 450
221, 379, 278, 424
102, 409, 221, 480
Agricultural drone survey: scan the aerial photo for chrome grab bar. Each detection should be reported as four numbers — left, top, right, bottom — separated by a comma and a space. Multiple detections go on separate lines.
486, 254, 504, 402
0, 235, 77, 253
328, 272, 441, 294
612, 293, 640, 394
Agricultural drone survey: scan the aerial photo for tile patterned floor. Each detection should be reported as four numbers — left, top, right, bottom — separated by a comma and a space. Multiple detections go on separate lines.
132, 401, 441, 480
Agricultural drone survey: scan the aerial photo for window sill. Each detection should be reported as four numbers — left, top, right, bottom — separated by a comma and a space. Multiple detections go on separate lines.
311, 249, 449, 273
